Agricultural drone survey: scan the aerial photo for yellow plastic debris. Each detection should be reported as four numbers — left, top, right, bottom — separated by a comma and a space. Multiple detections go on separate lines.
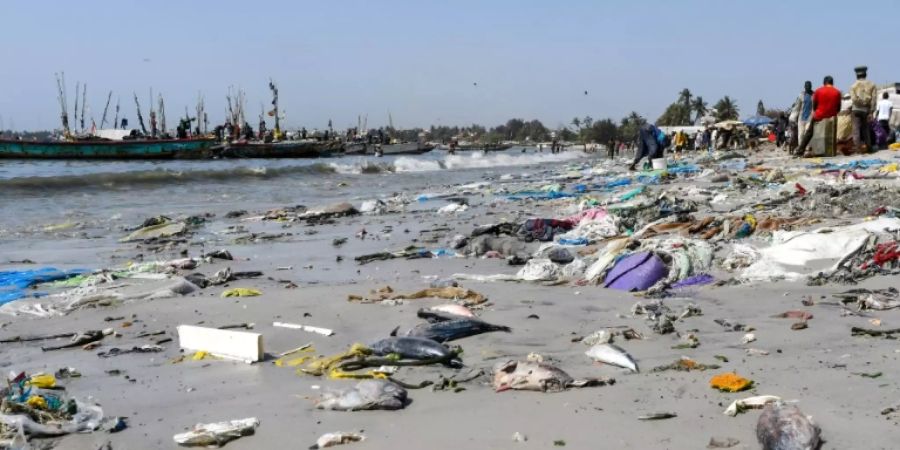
328, 368, 387, 380
879, 163, 898, 173
275, 355, 311, 367
28, 373, 57, 389
25, 396, 48, 410
890, 142, 900, 150
192, 351, 210, 360
221, 288, 262, 298
302, 343, 372, 376
710, 372, 753, 392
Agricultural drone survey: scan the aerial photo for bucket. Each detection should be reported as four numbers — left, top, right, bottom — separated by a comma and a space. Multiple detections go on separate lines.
651, 158, 667, 170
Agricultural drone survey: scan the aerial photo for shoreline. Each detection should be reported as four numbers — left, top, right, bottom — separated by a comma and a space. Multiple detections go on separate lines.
2, 147, 900, 449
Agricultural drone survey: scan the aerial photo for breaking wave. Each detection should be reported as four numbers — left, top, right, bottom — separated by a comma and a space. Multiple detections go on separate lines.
0, 150, 589, 190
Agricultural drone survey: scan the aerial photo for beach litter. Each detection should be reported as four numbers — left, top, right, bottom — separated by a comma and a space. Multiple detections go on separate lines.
709, 373, 753, 392
310, 431, 365, 449
173, 417, 259, 447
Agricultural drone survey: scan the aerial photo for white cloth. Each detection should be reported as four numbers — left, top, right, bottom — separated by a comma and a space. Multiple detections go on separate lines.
876, 99, 893, 121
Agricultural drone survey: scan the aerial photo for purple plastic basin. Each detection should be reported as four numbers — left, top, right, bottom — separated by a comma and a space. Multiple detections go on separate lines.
603, 251, 668, 291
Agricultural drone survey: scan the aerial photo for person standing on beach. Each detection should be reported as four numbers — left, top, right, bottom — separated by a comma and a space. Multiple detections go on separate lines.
797, 75, 842, 157
849, 66, 877, 153
790, 81, 814, 155
775, 112, 787, 149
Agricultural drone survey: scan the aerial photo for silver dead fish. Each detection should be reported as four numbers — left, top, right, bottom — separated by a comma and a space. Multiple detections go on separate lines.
492, 360, 613, 392
585, 344, 639, 373
315, 379, 407, 411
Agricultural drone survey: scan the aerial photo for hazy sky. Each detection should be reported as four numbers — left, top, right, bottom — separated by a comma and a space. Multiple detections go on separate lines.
1, 0, 897, 131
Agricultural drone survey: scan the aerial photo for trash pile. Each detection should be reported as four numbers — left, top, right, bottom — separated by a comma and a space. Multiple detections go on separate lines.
0, 371, 121, 445
4, 147, 900, 447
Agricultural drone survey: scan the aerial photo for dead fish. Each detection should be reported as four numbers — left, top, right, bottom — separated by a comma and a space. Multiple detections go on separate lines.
858, 294, 900, 310
369, 337, 461, 367
309, 432, 364, 449
724, 395, 781, 416
638, 412, 677, 420
707, 437, 740, 448
756, 403, 821, 450
315, 380, 407, 411
406, 318, 510, 343
419, 304, 476, 319
585, 344, 639, 373
715, 318, 748, 332
491, 360, 613, 393
41, 330, 106, 351
772, 310, 813, 321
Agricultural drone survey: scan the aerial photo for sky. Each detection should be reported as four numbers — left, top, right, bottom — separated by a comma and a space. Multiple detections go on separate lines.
1, 0, 898, 131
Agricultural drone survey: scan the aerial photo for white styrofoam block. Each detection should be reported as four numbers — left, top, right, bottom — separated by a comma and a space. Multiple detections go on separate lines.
177, 325, 264, 363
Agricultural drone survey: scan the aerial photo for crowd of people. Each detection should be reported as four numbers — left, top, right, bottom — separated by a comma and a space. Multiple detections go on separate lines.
627, 65, 897, 170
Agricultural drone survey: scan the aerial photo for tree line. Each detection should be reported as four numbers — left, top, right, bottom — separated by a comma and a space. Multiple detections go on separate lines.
655, 88, 740, 126
389, 113, 653, 144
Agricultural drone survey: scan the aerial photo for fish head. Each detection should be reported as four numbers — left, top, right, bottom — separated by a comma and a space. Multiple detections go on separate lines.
492, 360, 571, 392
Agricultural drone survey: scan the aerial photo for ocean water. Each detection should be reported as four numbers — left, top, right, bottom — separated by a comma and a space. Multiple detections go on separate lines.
0, 148, 594, 234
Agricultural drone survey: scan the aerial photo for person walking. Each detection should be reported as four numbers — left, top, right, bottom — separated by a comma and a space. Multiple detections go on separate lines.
849, 66, 877, 153
876, 91, 893, 149
798, 76, 842, 157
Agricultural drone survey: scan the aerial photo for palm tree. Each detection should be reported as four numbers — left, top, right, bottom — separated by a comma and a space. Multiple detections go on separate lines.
691, 96, 708, 123
627, 111, 644, 125
678, 89, 693, 108
714, 96, 739, 121
571, 117, 581, 131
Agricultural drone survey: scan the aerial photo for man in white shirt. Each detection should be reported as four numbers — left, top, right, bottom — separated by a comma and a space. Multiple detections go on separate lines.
876, 92, 893, 149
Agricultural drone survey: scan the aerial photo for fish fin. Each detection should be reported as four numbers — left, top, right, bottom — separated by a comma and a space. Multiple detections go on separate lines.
569, 377, 615, 388
389, 326, 399, 337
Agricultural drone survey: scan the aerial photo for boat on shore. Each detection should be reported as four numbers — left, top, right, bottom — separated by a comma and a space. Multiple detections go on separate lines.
0, 137, 215, 159
213, 140, 340, 158
339, 141, 434, 156
452, 142, 512, 152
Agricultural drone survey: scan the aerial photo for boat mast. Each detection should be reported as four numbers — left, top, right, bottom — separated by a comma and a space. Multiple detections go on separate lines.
268, 79, 280, 139
113, 97, 120, 130
80, 83, 87, 133
99, 90, 112, 129
158, 94, 166, 136
225, 88, 235, 126
238, 89, 246, 128
194, 94, 204, 135
148, 88, 158, 137
55, 72, 71, 138
73, 82, 80, 134
133, 93, 148, 135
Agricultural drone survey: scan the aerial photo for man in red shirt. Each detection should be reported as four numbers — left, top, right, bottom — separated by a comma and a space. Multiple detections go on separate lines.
798, 75, 842, 156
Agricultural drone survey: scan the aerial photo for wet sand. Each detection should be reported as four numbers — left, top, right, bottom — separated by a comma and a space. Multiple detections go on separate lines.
2, 148, 900, 449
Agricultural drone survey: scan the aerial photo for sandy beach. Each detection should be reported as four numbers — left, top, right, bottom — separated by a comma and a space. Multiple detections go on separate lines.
2, 147, 900, 449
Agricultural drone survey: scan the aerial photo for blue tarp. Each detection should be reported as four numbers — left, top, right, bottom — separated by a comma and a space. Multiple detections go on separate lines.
806, 159, 888, 170
0, 268, 88, 305
743, 116, 773, 127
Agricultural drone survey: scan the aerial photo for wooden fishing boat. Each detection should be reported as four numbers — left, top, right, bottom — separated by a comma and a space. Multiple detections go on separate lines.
452, 143, 513, 152
337, 141, 434, 156
0, 137, 215, 159
375, 142, 435, 156
213, 140, 340, 158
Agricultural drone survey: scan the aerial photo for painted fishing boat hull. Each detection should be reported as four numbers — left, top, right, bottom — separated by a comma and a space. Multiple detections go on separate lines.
453, 143, 513, 152
0, 138, 215, 159
374, 142, 435, 155
213, 140, 339, 158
